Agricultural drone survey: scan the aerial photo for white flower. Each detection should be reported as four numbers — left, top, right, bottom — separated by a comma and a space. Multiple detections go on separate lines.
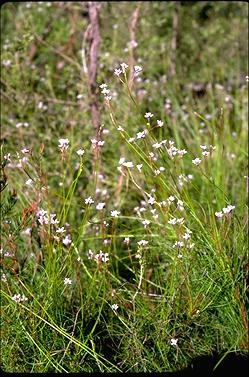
76, 149, 85, 156
64, 277, 72, 285
12, 294, 28, 303
142, 219, 150, 228
178, 149, 187, 157
144, 112, 154, 119
58, 138, 70, 152
134, 65, 142, 76
192, 158, 202, 166
21, 148, 30, 154
167, 196, 175, 203
173, 241, 184, 248
111, 210, 120, 218
85, 196, 94, 205
91, 139, 105, 149
101, 88, 110, 95
215, 211, 223, 218
111, 303, 119, 311
96, 202, 105, 210
182, 233, 191, 240
99, 83, 107, 89
123, 161, 134, 168
136, 164, 143, 172
87, 249, 94, 260
157, 120, 164, 127
56, 227, 66, 234
177, 218, 185, 225
62, 234, 72, 246
25, 179, 33, 186
148, 196, 155, 205
136, 130, 146, 139
120, 62, 128, 72
223, 205, 235, 214
124, 237, 130, 244
202, 151, 210, 157
170, 338, 178, 346
152, 142, 162, 149
114, 68, 122, 76
168, 218, 177, 225
137, 240, 148, 246
1, 273, 7, 283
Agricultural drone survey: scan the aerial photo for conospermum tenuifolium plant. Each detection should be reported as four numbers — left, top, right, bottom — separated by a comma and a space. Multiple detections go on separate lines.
1, 61, 248, 372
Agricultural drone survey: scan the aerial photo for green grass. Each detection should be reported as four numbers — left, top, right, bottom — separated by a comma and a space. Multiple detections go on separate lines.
1, 1, 248, 373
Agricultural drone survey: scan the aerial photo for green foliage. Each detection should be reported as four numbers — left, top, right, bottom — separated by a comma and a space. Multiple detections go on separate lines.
1, 1, 248, 373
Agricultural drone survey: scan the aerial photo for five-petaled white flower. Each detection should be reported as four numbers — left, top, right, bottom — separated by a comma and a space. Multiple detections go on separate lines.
170, 338, 178, 346
137, 240, 148, 246
96, 202, 105, 210
111, 303, 119, 311
64, 277, 72, 285
111, 210, 120, 217
85, 196, 94, 205
192, 158, 202, 166
144, 112, 154, 119
76, 149, 85, 156
58, 138, 70, 152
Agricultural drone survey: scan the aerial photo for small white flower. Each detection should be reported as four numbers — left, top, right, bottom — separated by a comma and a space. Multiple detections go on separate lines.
120, 62, 128, 72
1, 273, 7, 283
136, 164, 143, 172
85, 196, 94, 205
111, 303, 119, 311
21, 148, 30, 154
142, 219, 150, 228
64, 277, 72, 285
56, 227, 66, 234
223, 205, 235, 214
99, 83, 107, 89
192, 158, 202, 166
124, 237, 130, 244
25, 179, 33, 186
136, 130, 146, 139
111, 210, 120, 218
123, 161, 134, 168
182, 233, 191, 240
156, 119, 164, 127
96, 202, 105, 210
87, 249, 94, 260
148, 196, 155, 205
178, 149, 187, 157
12, 293, 28, 303
168, 218, 177, 225
137, 240, 148, 246
152, 142, 162, 149
62, 234, 72, 246
167, 196, 175, 203
134, 65, 142, 76
215, 211, 223, 218
114, 68, 122, 76
58, 138, 70, 152
76, 149, 85, 156
144, 112, 154, 119
170, 338, 178, 346
173, 241, 184, 248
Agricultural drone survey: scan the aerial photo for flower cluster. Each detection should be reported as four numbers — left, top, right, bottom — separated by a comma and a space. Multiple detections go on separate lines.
36, 209, 59, 226
58, 138, 70, 153
215, 204, 235, 218
99, 83, 112, 101
91, 138, 105, 150
12, 293, 28, 303
87, 249, 109, 263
